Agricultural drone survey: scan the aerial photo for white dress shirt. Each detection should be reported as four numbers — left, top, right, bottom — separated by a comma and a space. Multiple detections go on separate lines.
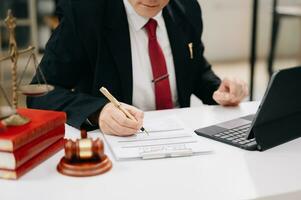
123, 0, 178, 111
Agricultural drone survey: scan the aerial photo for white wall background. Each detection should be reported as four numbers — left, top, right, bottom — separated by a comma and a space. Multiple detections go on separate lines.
198, 0, 301, 62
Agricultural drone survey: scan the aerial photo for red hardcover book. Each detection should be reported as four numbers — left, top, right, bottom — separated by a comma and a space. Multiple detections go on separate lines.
0, 125, 65, 170
0, 108, 66, 152
0, 138, 64, 180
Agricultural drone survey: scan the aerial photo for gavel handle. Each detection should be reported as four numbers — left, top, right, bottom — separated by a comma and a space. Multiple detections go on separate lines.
81, 129, 88, 139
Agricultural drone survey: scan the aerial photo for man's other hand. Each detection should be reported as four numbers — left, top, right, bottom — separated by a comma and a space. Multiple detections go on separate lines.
213, 78, 248, 106
98, 103, 144, 136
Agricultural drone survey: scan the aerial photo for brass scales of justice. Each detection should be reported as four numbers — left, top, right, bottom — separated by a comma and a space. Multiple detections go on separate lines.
0, 10, 54, 128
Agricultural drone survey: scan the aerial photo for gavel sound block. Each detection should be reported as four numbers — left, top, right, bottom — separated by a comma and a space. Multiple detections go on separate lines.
57, 130, 112, 177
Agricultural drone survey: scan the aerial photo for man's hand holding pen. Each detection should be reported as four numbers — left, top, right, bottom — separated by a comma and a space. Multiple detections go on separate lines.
98, 102, 144, 136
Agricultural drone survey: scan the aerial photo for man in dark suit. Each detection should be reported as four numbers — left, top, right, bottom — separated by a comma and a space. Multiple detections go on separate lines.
27, 0, 248, 136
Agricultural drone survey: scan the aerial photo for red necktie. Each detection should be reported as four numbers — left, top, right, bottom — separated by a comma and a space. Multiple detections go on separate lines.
145, 19, 173, 110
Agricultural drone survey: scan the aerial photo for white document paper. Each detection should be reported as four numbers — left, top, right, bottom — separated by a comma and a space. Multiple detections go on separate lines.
103, 116, 213, 160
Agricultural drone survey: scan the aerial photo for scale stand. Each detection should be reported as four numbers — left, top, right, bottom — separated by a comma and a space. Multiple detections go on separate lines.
0, 10, 54, 128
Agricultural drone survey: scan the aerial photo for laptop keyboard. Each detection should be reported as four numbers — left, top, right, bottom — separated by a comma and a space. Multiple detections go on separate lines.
212, 124, 256, 147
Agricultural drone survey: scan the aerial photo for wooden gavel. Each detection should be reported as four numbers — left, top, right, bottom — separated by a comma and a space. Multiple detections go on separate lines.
64, 130, 104, 161
57, 129, 112, 177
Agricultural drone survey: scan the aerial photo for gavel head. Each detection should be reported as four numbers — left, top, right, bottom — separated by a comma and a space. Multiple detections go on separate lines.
64, 138, 104, 161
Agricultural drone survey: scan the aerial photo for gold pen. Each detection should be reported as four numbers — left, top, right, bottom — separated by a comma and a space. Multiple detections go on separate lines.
188, 42, 193, 59
99, 87, 149, 135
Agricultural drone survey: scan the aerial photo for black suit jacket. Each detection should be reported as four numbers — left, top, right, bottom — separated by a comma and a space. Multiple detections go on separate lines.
27, 0, 221, 130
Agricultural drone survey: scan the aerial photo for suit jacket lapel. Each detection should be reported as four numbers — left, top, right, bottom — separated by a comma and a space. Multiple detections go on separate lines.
163, 6, 192, 107
104, 0, 133, 104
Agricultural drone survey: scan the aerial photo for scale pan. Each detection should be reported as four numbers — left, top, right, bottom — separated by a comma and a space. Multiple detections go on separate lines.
18, 84, 54, 96
0, 106, 16, 119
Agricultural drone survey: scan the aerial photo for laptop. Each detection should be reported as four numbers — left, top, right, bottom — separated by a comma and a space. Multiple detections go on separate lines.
195, 66, 301, 151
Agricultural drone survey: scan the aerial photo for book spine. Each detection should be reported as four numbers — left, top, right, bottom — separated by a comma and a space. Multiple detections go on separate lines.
12, 115, 66, 151
0, 139, 64, 180
9, 125, 65, 169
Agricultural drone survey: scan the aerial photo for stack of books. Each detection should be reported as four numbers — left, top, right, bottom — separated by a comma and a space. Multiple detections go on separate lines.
0, 108, 66, 180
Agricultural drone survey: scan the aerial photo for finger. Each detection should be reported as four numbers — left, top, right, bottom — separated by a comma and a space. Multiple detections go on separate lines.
99, 108, 138, 136
99, 119, 122, 136
121, 104, 144, 127
213, 91, 231, 105
228, 87, 242, 105
213, 91, 225, 104
104, 120, 137, 136
100, 122, 115, 135
228, 79, 248, 104
228, 79, 242, 98
234, 80, 248, 101
106, 116, 138, 136
111, 107, 141, 130
237, 79, 247, 98
99, 114, 117, 135
99, 103, 138, 136
229, 96, 241, 106
214, 91, 240, 106
132, 111, 143, 128
217, 78, 230, 93
236, 83, 247, 101
122, 104, 144, 119
133, 110, 144, 121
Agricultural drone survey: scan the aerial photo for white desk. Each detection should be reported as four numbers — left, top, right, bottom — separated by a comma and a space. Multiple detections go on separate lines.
1, 101, 301, 200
